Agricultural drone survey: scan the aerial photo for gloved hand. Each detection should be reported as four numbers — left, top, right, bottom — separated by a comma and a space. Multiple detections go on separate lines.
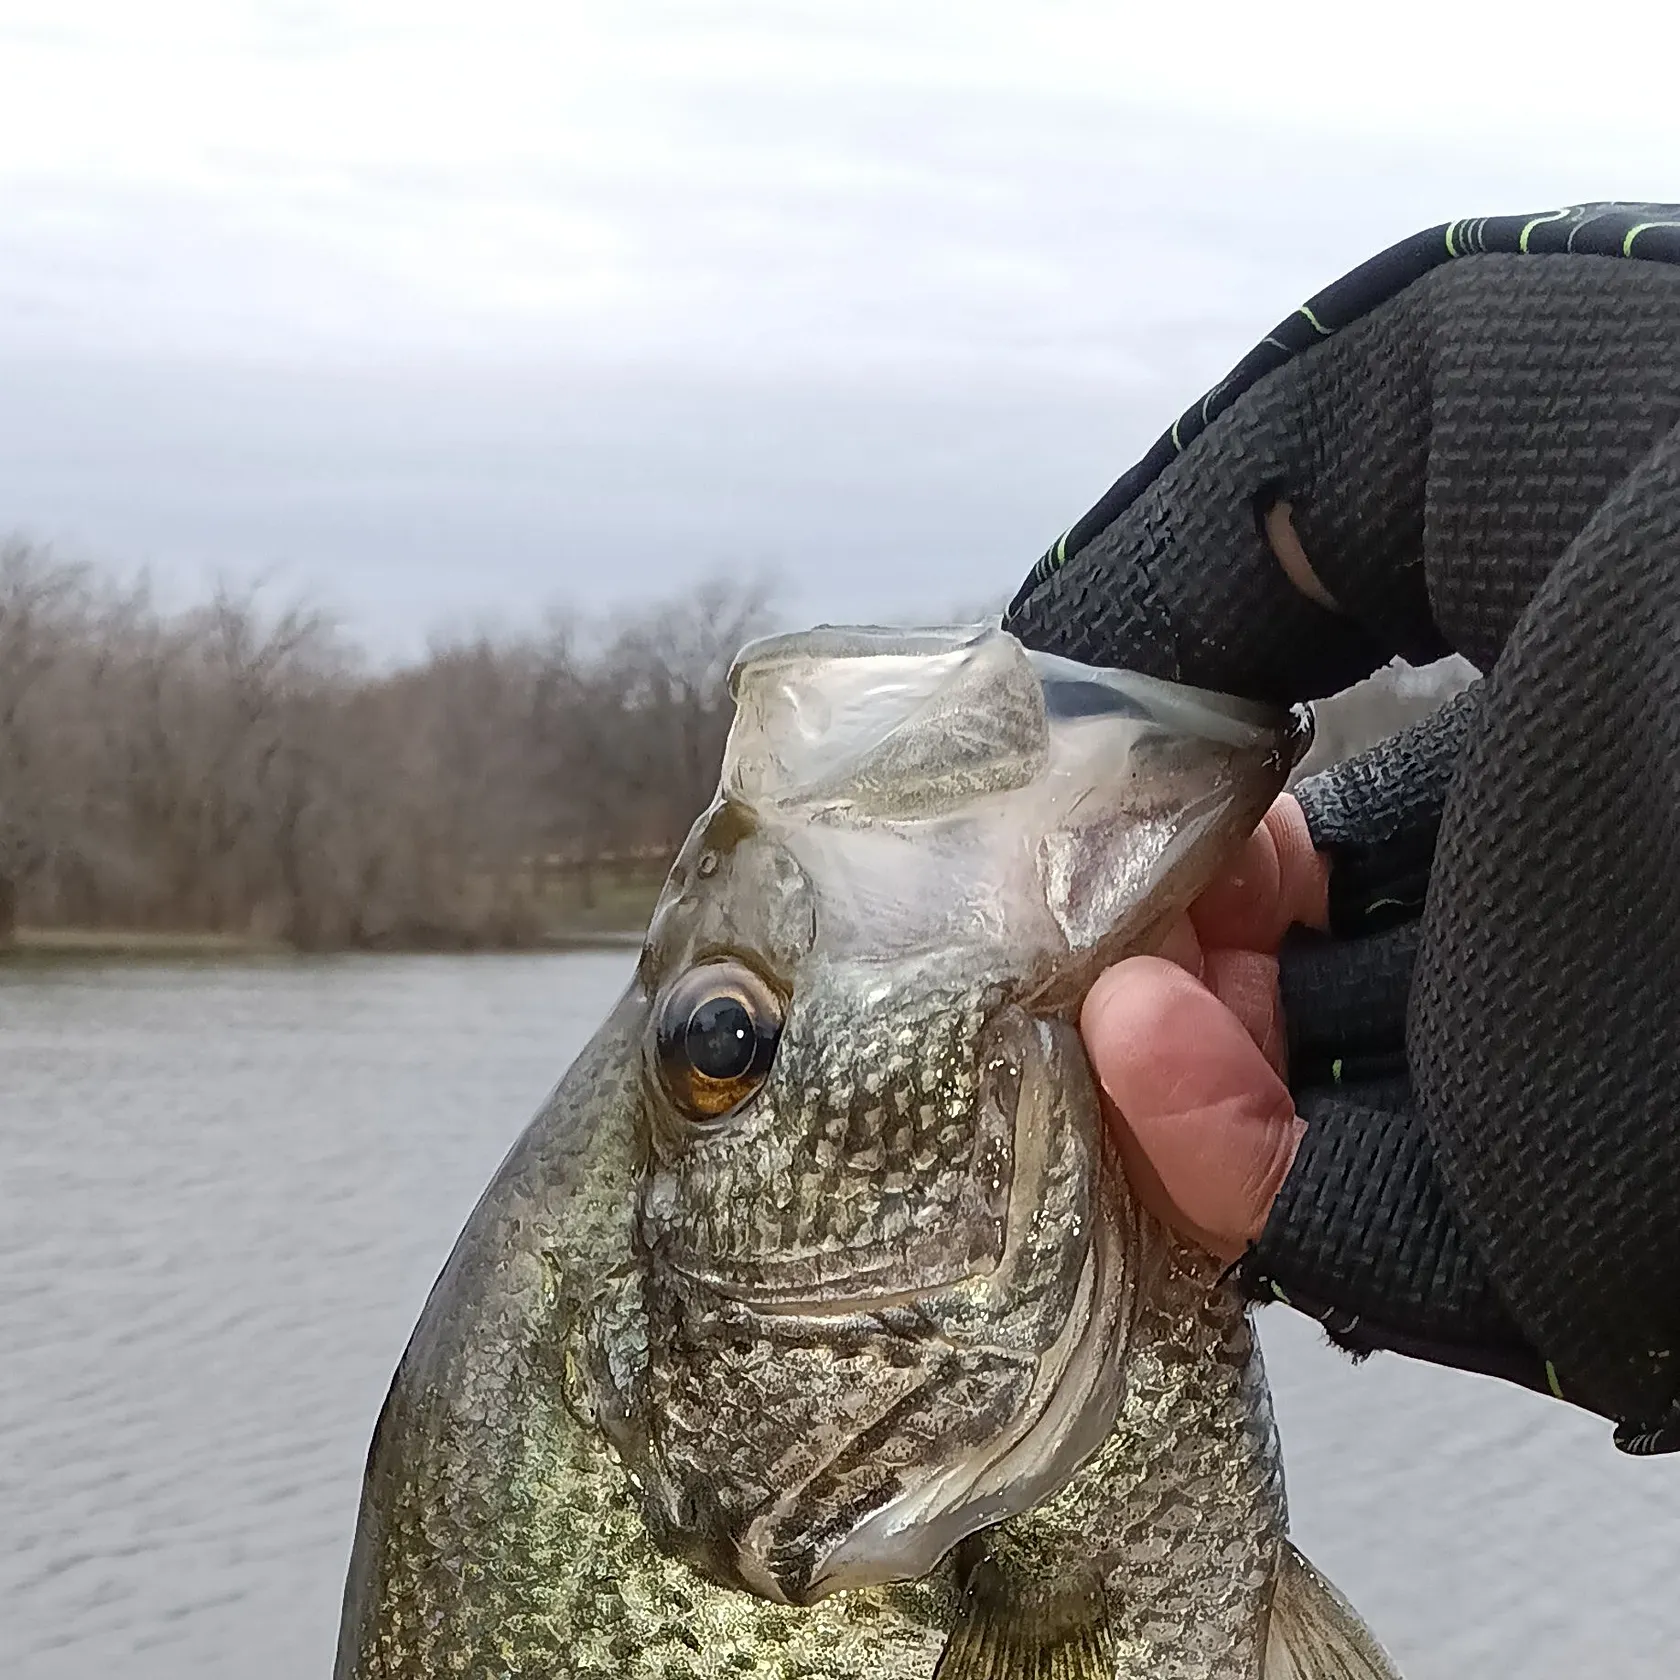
1003, 202, 1680, 1455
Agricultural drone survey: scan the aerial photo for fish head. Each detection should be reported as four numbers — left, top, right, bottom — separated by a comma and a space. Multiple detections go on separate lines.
582, 624, 1307, 1606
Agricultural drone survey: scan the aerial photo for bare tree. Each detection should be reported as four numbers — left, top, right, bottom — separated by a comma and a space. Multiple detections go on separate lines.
0, 543, 782, 949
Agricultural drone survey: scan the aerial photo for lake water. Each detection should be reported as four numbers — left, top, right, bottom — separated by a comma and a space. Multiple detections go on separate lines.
4, 955, 1676, 1679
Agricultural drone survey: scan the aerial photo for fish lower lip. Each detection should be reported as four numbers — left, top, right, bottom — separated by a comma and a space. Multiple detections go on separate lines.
669, 1263, 980, 1315
741, 1284, 940, 1318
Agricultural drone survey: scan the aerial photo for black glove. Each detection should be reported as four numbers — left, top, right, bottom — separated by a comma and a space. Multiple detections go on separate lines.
1002, 202, 1680, 1455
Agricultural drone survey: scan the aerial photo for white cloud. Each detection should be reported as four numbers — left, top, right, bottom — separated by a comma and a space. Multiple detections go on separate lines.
3, 1, 1677, 366
0, 1, 1676, 637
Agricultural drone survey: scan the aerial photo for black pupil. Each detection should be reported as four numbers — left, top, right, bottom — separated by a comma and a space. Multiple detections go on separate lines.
685, 995, 757, 1081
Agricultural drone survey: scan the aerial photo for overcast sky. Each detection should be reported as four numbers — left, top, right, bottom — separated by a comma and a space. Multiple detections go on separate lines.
4, 1, 1679, 653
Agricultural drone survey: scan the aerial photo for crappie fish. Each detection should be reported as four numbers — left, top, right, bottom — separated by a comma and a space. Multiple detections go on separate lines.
337, 624, 1398, 1680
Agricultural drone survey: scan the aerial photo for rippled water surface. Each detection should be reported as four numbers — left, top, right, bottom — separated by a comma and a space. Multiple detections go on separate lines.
4, 955, 1676, 1679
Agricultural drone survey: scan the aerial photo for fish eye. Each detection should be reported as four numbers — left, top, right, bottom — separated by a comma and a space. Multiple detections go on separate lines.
655, 961, 784, 1120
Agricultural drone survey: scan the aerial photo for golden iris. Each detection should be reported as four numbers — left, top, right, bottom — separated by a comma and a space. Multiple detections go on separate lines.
655, 962, 783, 1119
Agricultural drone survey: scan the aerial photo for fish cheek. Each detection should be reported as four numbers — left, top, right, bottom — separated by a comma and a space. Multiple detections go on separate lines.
625, 1279, 908, 1571
628, 1279, 1030, 1606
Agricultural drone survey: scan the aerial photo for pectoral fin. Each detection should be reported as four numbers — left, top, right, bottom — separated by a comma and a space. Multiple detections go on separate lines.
1263, 1541, 1402, 1680
933, 1552, 1114, 1680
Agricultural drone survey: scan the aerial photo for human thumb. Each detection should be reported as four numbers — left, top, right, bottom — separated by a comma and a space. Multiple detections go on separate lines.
1081, 956, 1304, 1263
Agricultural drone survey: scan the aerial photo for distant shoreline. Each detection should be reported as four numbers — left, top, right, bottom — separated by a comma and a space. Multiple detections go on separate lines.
0, 926, 646, 961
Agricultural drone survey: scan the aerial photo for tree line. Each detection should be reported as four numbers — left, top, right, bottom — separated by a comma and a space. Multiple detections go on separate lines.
0, 537, 1471, 951
0, 540, 774, 949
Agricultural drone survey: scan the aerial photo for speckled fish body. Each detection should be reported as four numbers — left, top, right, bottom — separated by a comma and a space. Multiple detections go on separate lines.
336, 625, 1398, 1680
